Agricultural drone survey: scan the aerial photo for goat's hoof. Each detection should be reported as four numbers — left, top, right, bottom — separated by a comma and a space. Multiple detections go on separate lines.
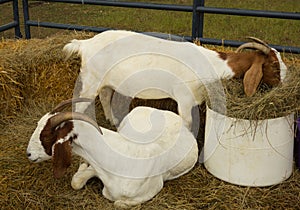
114, 200, 130, 209
114, 200, 141, 209
109, 117, 119, 126
71, 181, 84, 190
71, 176, 86, 190
78, 162, 89, 171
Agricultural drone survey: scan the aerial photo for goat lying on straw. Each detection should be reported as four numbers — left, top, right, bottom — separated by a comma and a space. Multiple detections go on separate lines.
26, 98, 198, 208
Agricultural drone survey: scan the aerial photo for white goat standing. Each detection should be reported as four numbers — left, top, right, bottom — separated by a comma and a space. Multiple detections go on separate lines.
26, 99, 198, 208
63, 30, 287, 128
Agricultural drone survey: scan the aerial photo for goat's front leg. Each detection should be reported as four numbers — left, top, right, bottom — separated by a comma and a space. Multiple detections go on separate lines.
172, 85, 195, 130
177, 103, 192, 129
174, 98, 193, 130
71, 162, 97, 190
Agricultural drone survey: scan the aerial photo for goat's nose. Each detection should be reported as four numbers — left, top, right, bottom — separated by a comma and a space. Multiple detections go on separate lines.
26, 152, 31, 157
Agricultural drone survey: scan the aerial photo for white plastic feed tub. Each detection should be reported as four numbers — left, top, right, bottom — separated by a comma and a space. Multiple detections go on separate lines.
204, 106, 294, 186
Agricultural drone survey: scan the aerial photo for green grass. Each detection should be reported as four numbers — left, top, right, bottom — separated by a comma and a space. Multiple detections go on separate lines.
0, 0, 299, 47
204, 0, 300, 46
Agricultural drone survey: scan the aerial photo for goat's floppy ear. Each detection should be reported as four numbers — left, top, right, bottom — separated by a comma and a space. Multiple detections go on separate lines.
53, 140, 72, 178
243, 56, 265, 96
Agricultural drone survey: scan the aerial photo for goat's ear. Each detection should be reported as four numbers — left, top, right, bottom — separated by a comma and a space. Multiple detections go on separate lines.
53, 140, 72, 178
243, 56, 265, 96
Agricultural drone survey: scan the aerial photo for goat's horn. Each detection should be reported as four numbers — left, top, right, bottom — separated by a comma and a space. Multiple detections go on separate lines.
49, 112, 103, 135
51, 98, 94, 114
246, 37, 269, 47
235, 42, 270, 55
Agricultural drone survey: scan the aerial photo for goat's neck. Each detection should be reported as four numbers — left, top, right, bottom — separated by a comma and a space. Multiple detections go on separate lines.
224, 52, 260, 78
71, 124, 119, 181
72, 123, 118, 161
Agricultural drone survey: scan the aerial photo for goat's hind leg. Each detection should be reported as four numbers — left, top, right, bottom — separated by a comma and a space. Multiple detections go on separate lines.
75, 72, 99, 113
100, 87, 121, 125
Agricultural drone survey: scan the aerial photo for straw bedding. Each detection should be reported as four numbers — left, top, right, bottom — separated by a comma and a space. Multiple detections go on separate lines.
1, 32, 299, 209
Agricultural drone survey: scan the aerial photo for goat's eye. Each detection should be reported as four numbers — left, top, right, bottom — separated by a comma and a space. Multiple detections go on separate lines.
271, 61, 279, 68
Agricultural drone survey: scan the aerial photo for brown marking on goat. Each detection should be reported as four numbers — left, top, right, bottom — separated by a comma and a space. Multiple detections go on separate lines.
40, 118, 77, 178
53, 140, 72, 178
52, 121, 77, 178
218, 52, 227, 60
226, 51, 264, 78
222, 50, 281, 96
40, 119, 75, 156
40, 119, 58, 156
243, 55, 265, 96
261, 50, 281, 86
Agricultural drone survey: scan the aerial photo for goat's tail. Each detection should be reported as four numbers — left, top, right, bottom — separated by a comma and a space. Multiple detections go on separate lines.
63, 39, 82, 60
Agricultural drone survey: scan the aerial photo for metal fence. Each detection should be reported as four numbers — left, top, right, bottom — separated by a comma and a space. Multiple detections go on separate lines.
0, 0, 21, 38
2, 0, 300, 53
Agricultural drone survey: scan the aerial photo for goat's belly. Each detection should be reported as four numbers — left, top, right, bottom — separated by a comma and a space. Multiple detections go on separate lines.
102, 68, 199, 100
132, 89, 170, 99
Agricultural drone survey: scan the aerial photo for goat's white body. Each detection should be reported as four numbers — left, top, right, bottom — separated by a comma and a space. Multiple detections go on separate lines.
61, 107, 197, 207
64, 30, 234, 128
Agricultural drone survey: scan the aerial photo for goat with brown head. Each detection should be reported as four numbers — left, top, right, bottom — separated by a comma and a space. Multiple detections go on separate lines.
27, 98, 198, 207
26, 98, 101, 178
63, 31, 287, 130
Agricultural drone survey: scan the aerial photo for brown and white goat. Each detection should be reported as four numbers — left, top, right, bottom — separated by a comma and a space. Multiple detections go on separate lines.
63, 30, 287, 128
26, 98, 198, 208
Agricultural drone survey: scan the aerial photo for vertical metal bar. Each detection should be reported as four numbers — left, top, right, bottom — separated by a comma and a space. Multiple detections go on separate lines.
22, 0, 31, 39
198, 0, 205, 38
192, 0, 204, 40
12, 0, 22, 38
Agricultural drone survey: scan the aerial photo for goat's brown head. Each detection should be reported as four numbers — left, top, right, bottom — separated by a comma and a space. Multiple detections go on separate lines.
27, 98, 102, 178
228, 37, 287, 96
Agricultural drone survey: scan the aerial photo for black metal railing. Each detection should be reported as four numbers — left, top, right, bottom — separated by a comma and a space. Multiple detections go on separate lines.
2, 0, 299, 53
0, 0, 21, 38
